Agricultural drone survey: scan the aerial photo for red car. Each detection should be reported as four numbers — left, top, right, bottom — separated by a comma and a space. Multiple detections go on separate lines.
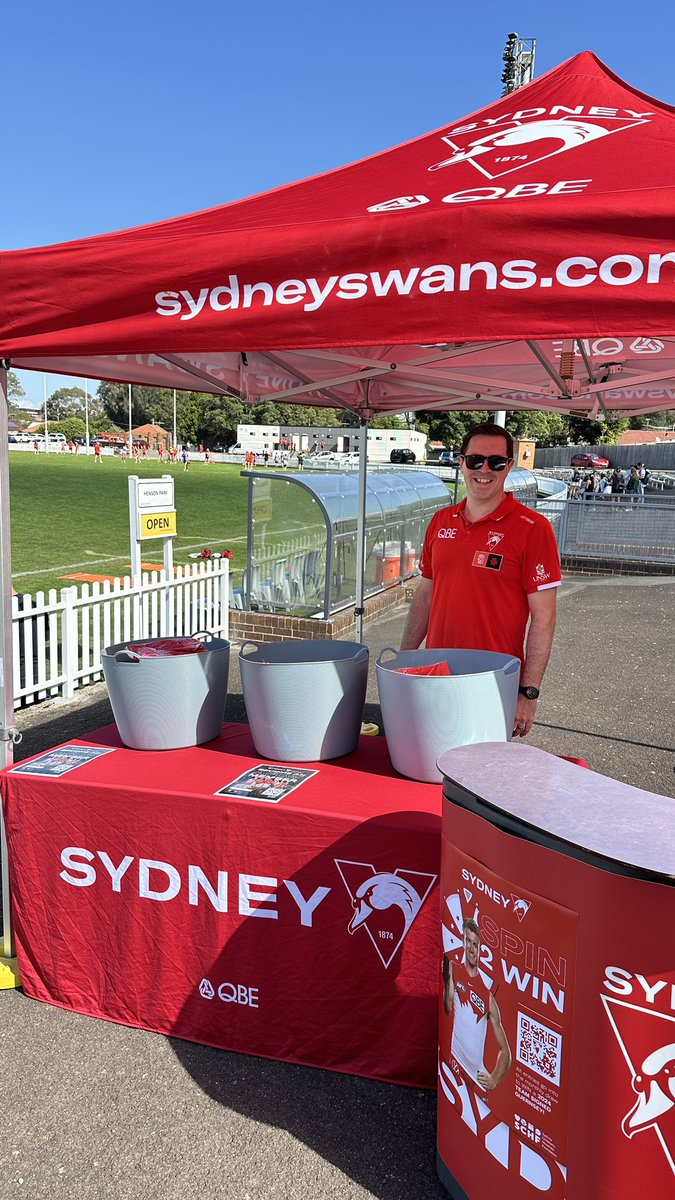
570, 452, 610, 469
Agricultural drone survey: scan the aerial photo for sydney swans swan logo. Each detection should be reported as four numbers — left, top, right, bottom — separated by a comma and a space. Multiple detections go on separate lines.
428, 113, 651, 180
336, 861, 437, 968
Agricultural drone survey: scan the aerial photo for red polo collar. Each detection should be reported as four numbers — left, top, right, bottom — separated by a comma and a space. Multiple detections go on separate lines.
457, 492, 518, 527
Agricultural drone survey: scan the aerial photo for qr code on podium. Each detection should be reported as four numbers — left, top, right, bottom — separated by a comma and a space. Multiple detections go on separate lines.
516, 1013, 562, 1086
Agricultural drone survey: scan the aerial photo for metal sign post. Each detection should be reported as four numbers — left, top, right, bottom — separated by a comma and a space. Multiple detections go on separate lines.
128, 475, 176, 636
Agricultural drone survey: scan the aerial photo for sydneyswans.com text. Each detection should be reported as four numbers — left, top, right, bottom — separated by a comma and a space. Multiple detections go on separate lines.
155, 252, 675, 321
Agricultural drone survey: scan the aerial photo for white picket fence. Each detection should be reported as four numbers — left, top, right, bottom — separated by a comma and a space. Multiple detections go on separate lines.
12, 560, 230, 708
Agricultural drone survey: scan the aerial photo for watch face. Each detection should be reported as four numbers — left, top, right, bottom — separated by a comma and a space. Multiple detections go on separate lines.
520, 686, 540, 700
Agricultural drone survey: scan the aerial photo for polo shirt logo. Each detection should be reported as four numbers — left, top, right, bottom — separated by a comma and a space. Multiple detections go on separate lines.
437, 527, 458, 539
473, 551, 503, 570
486, 531, 504, 550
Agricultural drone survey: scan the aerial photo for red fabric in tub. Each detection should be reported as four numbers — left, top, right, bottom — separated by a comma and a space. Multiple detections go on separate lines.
395, 662, 452, 676
127, 638, 206, 657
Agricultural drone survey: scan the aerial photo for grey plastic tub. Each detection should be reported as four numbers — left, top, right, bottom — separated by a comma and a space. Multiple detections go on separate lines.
101, 634, 230, 750
376, 647, 520, 783
240, 639, 369, 762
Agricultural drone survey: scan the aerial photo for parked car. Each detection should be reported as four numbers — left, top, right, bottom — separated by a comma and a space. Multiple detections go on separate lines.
438, 449, 459, 467
307, 450, 339, 463
570, 452, 610, 469
334, 451, 361, 465
390, 448, 416, 464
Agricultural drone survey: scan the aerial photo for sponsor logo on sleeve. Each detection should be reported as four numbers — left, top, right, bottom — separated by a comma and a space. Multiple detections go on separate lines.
534, 562, 551, 583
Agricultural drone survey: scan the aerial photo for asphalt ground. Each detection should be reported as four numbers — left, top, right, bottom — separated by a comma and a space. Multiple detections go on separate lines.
1, 573, 674, 1200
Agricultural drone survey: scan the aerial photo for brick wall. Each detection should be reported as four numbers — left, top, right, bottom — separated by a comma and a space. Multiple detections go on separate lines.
228, 583, 413, 644
561, 555, 674, 576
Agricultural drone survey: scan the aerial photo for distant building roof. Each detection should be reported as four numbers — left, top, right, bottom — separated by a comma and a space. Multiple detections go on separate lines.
618, 429, 675, 444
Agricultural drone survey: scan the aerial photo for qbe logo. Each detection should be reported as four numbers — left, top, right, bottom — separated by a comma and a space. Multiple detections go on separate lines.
199, 978, 260, 1007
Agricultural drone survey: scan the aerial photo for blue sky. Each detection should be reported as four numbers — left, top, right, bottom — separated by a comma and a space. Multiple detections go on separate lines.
6, 0, 674, 408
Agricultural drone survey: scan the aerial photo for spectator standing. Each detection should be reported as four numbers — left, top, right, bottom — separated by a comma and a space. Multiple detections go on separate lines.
611, 468, 624, 497
94, 442, 102, 464
625, 466, 641, 503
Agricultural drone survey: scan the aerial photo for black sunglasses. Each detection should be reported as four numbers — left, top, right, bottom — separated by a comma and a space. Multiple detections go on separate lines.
460, 454, 513, 472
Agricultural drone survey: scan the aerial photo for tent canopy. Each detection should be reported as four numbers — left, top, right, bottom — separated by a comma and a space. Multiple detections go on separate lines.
4, 50, 675, 419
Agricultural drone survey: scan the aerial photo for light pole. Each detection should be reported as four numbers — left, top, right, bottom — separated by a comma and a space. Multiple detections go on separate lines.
128, 384, 133, 454
173, 389, 177, 450
84, 380, 90, 452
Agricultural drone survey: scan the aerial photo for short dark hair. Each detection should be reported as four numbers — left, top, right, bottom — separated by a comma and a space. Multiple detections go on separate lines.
460, 421, 514, 459
463, 917, 481, 941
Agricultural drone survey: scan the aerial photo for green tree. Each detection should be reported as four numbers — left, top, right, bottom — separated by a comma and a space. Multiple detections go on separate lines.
6, 370, 29, 422
7, 370, 25, 402
48, 386, 107, 427
177, 393, 205, 445
506, 411, 569, 446
97, 383, 177, 431
567, 416, 629, 445
630, 411, 675, 429
369, 414, 408, 430
201, 393, 246, 445
419, 411, 490, 451
52, 418, 86, 442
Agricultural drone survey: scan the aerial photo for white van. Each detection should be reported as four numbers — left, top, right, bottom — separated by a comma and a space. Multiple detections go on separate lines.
37, 433, 67, 448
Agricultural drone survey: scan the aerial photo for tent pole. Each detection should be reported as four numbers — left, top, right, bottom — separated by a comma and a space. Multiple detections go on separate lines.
0, 365, 19, 979
354, 418, 368, 644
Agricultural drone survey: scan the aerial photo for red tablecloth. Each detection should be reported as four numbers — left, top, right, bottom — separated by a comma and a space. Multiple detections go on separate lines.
2, 724, 442, 1087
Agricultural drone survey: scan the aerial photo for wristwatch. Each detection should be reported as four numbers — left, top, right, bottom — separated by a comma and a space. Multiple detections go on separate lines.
518, 685, 540, 700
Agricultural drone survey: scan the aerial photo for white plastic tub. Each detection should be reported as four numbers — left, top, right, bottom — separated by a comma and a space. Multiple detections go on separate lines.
376, 647, 520, 782
240, 639, 369, 762
101, 634, 230, 750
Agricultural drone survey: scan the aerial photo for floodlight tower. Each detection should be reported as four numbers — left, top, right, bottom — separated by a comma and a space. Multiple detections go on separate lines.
501, 32, 537, 96
494, 33, 537, 430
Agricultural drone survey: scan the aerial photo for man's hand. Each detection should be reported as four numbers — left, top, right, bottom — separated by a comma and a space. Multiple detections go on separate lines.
513, 694, 538, 738
442, 954, 452, 986
477, 1069, 498, 1091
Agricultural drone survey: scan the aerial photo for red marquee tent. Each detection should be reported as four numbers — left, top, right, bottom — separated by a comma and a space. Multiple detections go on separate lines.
2, 49, 675, 964
4, 50, 675, 420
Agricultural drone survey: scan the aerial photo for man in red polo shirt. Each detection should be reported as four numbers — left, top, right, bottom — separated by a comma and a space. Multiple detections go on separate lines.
400, 421, 561, 737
